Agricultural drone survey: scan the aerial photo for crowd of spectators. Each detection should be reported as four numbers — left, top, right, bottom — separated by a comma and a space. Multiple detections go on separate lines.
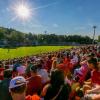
0, 45, 100, 100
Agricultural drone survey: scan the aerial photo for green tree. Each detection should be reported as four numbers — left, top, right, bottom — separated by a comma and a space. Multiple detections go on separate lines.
98, 36, 100, 42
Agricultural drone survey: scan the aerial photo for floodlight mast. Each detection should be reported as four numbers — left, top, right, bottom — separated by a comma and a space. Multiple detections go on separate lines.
92, 26, 96, 44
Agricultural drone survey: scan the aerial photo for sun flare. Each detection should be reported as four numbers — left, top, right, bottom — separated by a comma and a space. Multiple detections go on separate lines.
15, 5, 31, 20
16, 5, 30, 19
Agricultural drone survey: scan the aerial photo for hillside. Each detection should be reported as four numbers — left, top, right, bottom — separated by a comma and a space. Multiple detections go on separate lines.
0, 27, 93, 47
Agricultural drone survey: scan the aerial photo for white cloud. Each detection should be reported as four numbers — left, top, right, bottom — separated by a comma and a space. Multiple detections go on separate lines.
53, 23, 59, 28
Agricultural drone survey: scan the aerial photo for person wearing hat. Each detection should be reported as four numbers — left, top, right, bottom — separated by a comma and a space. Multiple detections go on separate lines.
9, 76, 40, 100
9, 76, 27, 100
0, 69, 12, 100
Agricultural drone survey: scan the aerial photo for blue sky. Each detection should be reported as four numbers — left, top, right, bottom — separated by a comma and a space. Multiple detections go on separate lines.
0, 0, 100, 37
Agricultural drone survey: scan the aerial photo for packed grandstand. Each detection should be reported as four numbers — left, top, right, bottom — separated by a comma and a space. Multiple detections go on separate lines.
0, 45, 100, 100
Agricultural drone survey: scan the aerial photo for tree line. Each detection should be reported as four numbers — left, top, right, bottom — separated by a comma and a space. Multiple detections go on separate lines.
0, 27, 98, 47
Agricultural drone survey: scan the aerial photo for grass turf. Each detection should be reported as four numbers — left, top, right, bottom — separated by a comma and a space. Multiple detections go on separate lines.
0, 46, 72, 60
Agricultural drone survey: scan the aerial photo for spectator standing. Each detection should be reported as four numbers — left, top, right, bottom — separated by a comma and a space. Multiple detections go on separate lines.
26, 64, 42, 96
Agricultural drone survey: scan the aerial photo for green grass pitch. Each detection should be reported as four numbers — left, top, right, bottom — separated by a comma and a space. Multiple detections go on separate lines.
0, 46, 72, 60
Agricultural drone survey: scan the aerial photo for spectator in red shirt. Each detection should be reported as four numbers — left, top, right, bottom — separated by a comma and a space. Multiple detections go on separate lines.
57, 58, 69, 77
0, 61, 5, 81
26, 64, 42, 96
83, 58, 100, 93
87, 58, 100, 85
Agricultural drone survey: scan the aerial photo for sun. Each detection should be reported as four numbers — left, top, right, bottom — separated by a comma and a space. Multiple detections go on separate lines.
15, 4, 31, 20
16, 5, 30, 20
10, 0, 33, 22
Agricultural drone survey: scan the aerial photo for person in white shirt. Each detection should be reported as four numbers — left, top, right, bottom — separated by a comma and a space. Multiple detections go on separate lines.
37, 62, 50, 84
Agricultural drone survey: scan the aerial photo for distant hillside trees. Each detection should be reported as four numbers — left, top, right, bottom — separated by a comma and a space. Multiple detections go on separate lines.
98, 35, 100, 42
0, 27, 93, 47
